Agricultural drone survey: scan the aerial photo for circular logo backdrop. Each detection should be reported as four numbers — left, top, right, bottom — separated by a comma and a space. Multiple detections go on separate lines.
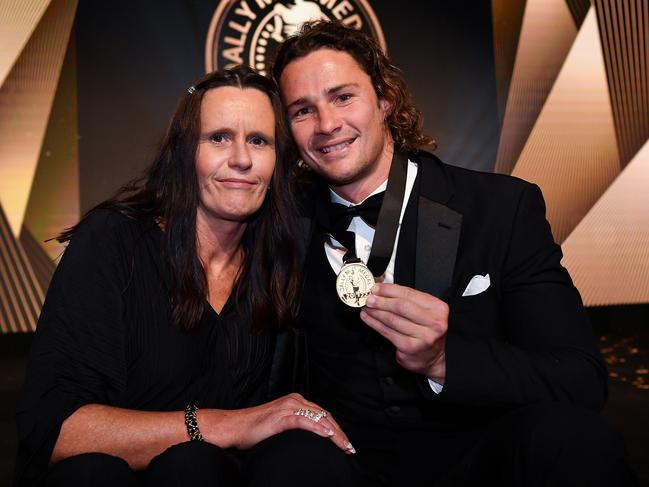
205, 0, 386, 76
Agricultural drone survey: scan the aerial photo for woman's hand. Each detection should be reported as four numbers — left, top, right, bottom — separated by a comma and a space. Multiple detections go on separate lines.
52, 396, 354, 470
199, 393, 355, 453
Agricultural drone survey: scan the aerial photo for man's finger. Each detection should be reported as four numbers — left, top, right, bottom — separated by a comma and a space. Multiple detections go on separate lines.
361, 308, 437, 351
365, 294, 439, 329
361, 306, 420, 338
360, 308, 416, 346
370, 282, 426, 299
371, 283, 447, 310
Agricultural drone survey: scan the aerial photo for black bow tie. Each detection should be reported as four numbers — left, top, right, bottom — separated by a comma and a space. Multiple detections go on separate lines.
328, 191, 385, 232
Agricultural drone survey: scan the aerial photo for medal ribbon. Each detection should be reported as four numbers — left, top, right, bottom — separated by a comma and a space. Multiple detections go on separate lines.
365, 150, 408, 277
316, 150, 409, 278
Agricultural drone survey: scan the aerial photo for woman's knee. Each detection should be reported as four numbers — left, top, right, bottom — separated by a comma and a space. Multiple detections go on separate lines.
246, 430, 355, 487
144, 441, 240, 486
45, 452, 137, 487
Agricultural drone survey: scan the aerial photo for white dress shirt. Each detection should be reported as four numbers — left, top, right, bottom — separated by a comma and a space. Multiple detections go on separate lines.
323, 160, 443, 394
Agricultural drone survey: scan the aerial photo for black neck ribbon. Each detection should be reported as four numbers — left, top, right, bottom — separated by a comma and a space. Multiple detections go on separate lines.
315, 150, 409, 277
365, 150, 408, 277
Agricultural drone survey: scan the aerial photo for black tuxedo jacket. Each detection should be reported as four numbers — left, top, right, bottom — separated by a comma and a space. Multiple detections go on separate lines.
269, 151, 607, 415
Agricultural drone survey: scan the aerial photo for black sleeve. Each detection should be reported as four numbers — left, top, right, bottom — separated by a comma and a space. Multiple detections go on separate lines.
432, 184, 607, 411
14, 210, 134, 486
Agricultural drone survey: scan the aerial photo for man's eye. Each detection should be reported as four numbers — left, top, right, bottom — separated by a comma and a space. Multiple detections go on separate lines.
292, 107, 312, 119
337, 93, 353, 102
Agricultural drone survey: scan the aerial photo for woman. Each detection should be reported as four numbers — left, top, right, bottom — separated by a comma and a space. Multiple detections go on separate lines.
14, 66, 353, 486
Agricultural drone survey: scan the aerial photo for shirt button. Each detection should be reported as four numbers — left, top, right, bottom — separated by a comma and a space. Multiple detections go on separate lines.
384, 376, 395, 386
388, 405, 401, 414
364, 244, 371, 252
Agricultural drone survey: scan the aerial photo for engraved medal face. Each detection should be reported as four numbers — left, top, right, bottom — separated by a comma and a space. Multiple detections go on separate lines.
336, 261, 375, 308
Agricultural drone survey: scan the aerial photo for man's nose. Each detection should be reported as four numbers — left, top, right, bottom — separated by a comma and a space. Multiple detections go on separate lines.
316, 106, 342, 134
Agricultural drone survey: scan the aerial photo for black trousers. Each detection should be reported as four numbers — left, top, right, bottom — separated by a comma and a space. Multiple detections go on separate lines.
43, 403, 637, 486
347, 402, 638, 487
43, 441, 240, 487
42, 430, 356, 487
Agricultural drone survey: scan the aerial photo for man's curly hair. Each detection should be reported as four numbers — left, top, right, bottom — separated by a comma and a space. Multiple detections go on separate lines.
271, 21, 436, 152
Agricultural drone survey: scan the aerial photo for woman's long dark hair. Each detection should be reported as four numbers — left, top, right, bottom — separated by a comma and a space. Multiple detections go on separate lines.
59, 65, 300, 333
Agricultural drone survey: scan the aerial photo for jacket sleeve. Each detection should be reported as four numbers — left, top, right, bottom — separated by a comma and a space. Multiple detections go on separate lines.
432, 183, 607, 411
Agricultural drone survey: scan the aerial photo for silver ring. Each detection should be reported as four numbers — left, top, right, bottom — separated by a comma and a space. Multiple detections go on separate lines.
294, 408, 328, 423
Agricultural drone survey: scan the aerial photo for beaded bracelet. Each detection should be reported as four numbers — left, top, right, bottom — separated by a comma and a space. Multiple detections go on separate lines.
184, 404, 204, 441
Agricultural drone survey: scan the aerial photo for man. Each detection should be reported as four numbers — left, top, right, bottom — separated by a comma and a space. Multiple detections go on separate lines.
264, 21, 635, 486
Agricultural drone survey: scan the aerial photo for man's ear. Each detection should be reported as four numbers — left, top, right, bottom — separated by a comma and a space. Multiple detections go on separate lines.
379, 98, 391, 119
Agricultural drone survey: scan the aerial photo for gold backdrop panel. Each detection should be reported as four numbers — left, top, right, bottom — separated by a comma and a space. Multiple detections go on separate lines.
22, 28, 79, 262
0, 0, 51, 86
494, 0, 578, 175
512, 10, 620, 244
563, 139, 649, 306
490, 0, 527, 127
0, 0, 77, 237
593, 0, 649, 168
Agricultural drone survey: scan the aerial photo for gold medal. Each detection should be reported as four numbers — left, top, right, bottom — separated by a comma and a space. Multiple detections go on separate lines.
336, 259, 375, 308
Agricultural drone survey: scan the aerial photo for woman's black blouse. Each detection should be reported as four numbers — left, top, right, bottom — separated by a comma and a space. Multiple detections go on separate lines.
14, 210, 273, 486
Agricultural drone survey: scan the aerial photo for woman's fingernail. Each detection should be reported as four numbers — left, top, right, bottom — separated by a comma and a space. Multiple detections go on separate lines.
345, 441, 355, 453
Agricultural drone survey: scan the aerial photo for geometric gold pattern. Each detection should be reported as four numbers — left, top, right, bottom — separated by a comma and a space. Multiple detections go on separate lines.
493, 0, 649, 306
0, 203, 43, 332
0, 0, 78, 333
0, 0, 77, 236
19, 226, 55, 304
562, 138, 649, 306
494, 0, 579, 175
564, 0, 591, 27
490, 0, 528, 127
23, 27, 79, 262
512, 10, 621, 244
0, 0, 51, 86
593, 0, 649, 168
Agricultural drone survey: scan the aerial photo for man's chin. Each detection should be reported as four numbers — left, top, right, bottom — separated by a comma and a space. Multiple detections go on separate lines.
318, 170, 360, 188
304, 160, 360, 185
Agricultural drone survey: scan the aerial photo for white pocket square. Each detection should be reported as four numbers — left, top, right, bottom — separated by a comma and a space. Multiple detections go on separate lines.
462, 274, 490, 296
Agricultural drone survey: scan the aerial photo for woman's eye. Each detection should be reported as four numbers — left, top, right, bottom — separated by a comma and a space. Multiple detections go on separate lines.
209, 133, 228, 144
249, 136, 267, 146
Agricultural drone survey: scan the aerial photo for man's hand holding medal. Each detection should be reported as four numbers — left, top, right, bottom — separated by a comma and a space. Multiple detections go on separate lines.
330, 152, 448, 385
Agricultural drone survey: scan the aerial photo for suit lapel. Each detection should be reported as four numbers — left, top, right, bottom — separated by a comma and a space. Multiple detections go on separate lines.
412, 152, 463, 300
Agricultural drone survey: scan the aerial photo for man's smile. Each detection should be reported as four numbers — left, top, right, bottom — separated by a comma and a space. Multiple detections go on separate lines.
316, 138, 356, 154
